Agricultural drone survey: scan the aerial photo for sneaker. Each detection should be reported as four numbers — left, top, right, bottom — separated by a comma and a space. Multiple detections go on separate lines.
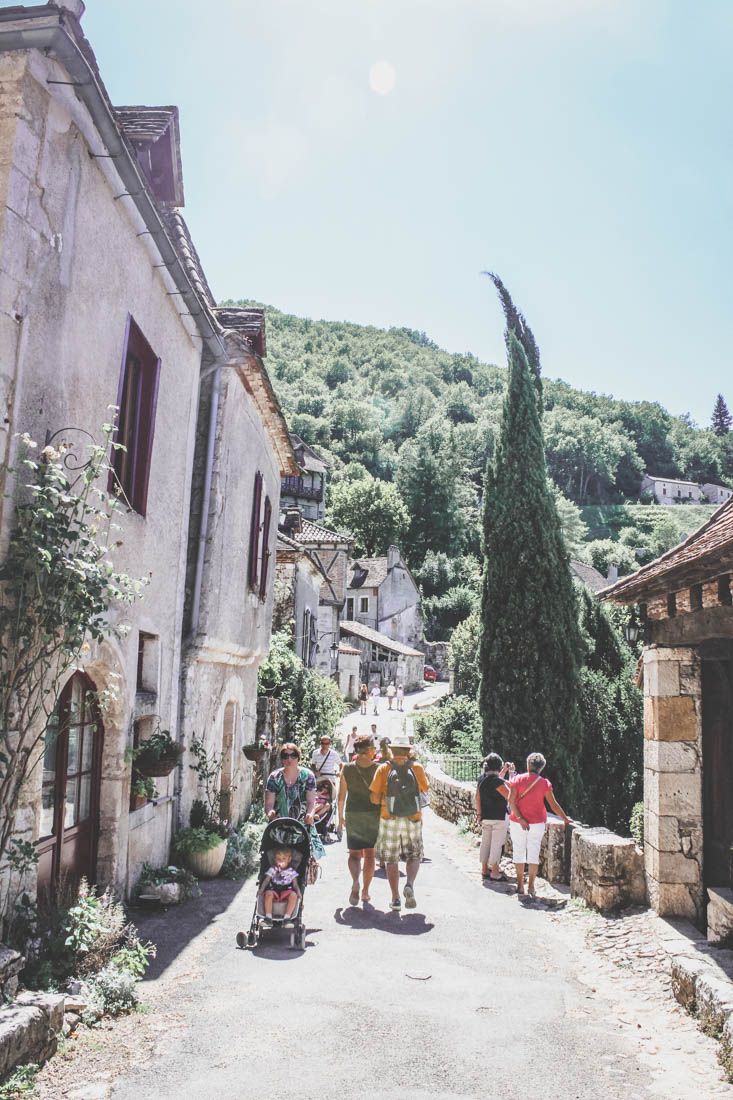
236, 931, 246, 949
282, 919, 295, 929
261, 916, 273, 929
403, 883, 416, 909
390, 898, 401, 911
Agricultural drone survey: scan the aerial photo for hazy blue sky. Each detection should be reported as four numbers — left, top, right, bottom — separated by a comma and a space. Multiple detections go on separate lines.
84, 0, 732, 424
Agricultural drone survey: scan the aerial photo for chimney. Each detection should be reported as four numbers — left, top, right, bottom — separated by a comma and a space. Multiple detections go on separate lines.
282, 507, 302, 535
57, 0, 86, 18
387, 545, 400, 570
607, 564, 619, 583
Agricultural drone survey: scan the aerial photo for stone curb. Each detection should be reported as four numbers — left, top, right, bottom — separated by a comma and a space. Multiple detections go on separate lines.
668, 939, 733, 1077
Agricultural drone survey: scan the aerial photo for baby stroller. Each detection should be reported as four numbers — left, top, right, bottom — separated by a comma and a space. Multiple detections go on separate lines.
314, 776, 340, 843
239, 818, 309, 951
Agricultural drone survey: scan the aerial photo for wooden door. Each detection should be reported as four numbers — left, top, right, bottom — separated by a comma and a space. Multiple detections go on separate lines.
702, 657, 733, 888
36, 673, 103, 899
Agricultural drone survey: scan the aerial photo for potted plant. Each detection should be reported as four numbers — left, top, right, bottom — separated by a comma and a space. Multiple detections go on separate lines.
131, 775, 157, 810
133, 728, 183, 778
242, 739, 270, 763
172, 826, 228, 878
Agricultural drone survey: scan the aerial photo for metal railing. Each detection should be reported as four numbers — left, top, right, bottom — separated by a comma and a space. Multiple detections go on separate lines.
422, 752, 483, 783
281, 476, 323, 502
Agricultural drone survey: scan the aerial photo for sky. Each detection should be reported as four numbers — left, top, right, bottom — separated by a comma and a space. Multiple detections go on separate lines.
84, 0, 733, 425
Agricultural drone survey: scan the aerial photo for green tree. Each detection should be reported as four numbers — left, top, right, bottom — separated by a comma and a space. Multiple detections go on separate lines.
548, 480, 589, 559
711, 394, 732, 437
585, 539, 638, 577
479, 289, 583, 804
396, 435, 466, 564
449, 609, 480, 698
327, 472, 409, 556
257, 633, 344, 759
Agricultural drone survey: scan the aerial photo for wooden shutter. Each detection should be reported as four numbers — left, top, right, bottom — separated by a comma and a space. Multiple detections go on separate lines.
259, 496, 272, 599
248, 471, 263, 591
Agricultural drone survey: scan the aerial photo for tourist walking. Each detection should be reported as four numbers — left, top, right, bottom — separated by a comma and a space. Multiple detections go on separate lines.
370, 732, 429, 911
475, 754, 514, 881
386, 682, 396, 710
311, 735, 342, 781
359, 683, 368, 715
507, 752, 570, 898
371, 684, 381, 715
396, 684, 404, 711
343, 725, 359, 760
265, 743, 325, 860
337, 735, 380, 905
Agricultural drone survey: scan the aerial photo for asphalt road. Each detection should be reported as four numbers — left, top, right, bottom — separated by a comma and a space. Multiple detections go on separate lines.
109, 811, 666, 1100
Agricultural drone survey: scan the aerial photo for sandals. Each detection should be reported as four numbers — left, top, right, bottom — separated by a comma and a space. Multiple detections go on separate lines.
489, 872, 509, 883
349, 887, 360, 906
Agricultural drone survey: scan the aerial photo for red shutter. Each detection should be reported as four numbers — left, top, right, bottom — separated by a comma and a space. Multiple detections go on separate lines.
259, 495, 272, 599
248, 471, 263, 591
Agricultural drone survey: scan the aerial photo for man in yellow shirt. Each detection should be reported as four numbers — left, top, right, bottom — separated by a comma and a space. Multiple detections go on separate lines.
369, 733, 429, 912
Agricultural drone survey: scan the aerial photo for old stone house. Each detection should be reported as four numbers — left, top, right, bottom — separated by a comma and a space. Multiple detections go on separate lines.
339, 620, 424, 692
345, 545, 424, 649
0, 1, 293, 898
280, 511, 352, 677
272, 530, 323, 668
602, 499, 733, 932
640, 474, 732, 507
279, 433, 328, 522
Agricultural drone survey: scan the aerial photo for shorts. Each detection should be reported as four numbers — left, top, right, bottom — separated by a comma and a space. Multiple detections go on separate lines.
509, 819, 546, 865
375, 816, 423, 863
345, 809, 380, 852
265, 886, 296, 901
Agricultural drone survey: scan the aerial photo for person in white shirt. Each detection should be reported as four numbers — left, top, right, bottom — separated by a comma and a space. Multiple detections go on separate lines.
343, 725, 359, 760
371, 685, 381, 715
386, 683, 396, 710
311, 735, 342, 780
396, 684, 404, 712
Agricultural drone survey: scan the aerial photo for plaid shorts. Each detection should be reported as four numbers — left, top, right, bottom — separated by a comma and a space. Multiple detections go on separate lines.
375, 816, 424, 863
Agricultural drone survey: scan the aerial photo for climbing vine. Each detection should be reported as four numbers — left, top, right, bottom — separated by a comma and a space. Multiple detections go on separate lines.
0, 419, 144, 877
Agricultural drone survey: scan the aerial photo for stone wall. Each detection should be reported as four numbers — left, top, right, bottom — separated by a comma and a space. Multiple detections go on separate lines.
642, 646, 703, 923
0, 991, 64, 1079
424, 641, 450, 681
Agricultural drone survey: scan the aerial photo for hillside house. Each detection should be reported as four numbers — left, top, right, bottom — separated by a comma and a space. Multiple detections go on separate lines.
279, 433, 328, 522
339, 621, 424, 692
570, 560, 608, 593
345, 545, 424, 649
640, 475, 732, 506
0, 1, 293, 898
272, 531, 323, 667
703, 483, 733, 506
602, 499, 733, 933
280, 511, 353, 676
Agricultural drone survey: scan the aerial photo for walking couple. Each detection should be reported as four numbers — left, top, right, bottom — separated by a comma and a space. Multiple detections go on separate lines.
337, 732, 428, 912
477, 751, 571, 898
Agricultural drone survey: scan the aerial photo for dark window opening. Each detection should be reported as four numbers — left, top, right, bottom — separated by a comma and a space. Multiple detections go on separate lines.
346, 597, 354, 619
110, 317, 160, 515
248, 471, 263, 592
667, 592, 677, 618
690, 584, 703, 612
259, 496, 272, 600
719, 576, 732, 607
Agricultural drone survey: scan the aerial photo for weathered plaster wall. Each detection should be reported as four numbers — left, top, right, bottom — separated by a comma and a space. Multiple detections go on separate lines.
0, 49, 202, 896
643, 645, 703, 923
378, 566, 424, 648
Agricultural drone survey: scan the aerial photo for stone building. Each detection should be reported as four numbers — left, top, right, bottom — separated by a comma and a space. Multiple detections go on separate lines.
279, 433, 328, 522
339, 620, 424, 691
281, 512, 352, 676
0, 2, 293, 897
640, 474, 732, 507
345, 545, 424, 649
272, 531, 323, 667
602, 499, 733, 930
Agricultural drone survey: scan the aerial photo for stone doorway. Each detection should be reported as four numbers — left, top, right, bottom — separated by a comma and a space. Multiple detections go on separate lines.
36, 672, 104, 899
702, 651, 733, 890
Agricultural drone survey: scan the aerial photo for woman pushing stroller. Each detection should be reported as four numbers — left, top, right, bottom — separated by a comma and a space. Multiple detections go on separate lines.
264, 741, 325, 860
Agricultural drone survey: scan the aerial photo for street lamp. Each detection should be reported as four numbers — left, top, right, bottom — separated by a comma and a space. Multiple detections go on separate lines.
316, 632, 339, 663
624, 611, 641, 646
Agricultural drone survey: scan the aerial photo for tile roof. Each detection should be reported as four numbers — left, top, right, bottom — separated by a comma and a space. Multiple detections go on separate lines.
570, 560, 607, 593
339, 620, 424, 657
601, 496, 733, 602
290, 433, 329, 473
292, 519, 352, 545
214, 307, 266, 358
338, 643, 361, 656
160, 209, 216, 308
276, 532, 300, 551
114, 105, 185, 209
349, 557, 389, 589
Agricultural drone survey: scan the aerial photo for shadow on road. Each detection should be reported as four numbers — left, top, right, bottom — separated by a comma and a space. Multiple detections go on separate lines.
334, 905, 435, 935
132, 877, 251, 981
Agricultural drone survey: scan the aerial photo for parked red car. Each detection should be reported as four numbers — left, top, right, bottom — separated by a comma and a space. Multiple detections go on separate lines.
423, 664, 438, 683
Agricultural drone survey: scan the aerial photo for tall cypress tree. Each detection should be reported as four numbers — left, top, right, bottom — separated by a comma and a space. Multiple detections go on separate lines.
711, 394, 732, 436
479, 286, 583, 804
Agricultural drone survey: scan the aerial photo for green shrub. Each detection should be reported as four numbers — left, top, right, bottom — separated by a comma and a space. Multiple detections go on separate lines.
413, 695, 482, 756
137, 863, 200, 900
172, 827, 224, 857
84, 966, 140, 1018
0, 1063, 38, 1099
221, 821, 265, 880
630, 802, 644, 846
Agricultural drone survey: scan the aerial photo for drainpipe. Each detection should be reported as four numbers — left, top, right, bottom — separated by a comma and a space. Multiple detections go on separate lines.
189, 363, 222, 638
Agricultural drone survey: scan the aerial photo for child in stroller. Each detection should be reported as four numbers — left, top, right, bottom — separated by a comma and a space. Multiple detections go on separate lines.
237, 818, 310, 950
314, 776, 339, 842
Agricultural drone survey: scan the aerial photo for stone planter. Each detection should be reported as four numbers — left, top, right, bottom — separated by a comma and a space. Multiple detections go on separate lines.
183, 837, 227, 879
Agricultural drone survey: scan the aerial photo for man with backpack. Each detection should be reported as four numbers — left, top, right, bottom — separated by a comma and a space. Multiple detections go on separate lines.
369, 732, 429, 911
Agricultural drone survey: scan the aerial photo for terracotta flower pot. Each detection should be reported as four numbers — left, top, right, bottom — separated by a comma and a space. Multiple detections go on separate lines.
184, 837, 227, 878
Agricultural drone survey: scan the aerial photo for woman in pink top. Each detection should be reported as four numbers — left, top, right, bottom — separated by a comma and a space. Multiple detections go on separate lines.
508, 752, 571, 899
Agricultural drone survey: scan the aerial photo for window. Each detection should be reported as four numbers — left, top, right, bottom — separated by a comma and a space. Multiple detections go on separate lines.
667, 592, 677, 618
359, 596, 369, 614
719, 576, 732, 607
111, 317, 160, 515
136, 632, 159, 694
346, 597, 354, 620
662, 486, 666, 495
247, 471, 263, 591
259, 496, 272, 600
690, 584, 702, 612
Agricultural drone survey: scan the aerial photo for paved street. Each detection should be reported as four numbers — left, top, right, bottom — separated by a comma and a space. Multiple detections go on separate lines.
336, 680, 450, 747
90, 808, 730, 1100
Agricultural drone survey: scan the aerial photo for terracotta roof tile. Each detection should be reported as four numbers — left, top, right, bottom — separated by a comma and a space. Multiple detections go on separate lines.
570, 560, 607, 593
292, 519, 352, 545
601, 497, 733, 602
339, 620, 423, 657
